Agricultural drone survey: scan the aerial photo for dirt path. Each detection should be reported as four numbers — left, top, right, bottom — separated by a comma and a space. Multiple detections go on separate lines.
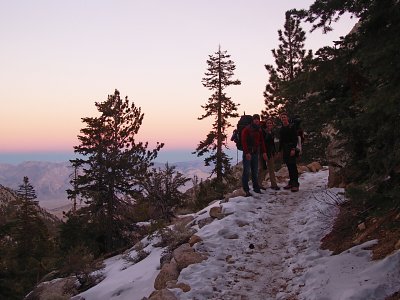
209, 189, 306, 299
176, 170, 331, 300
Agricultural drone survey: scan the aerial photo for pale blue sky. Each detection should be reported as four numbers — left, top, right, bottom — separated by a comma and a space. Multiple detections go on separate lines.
0, 0, 357, 163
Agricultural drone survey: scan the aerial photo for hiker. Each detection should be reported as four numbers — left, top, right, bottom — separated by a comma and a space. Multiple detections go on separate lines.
241, 114, 268, 197
260, 118, 280, 190
258, 120, 268, 189
278, 112, 299, 192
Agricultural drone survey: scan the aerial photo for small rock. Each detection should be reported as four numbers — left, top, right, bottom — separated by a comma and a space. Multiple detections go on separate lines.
188, 234, 202, 247
171, 215, 194, 227
236, 220, 249, 227
197, 217, 214, 228
357, 222, 366, 231
160, 253, 173, 267
249, 243, 255, 249
176, 282, 191, 292
209, 206, 223, 219
225, 255, 235, 264
395, 239, 400, 250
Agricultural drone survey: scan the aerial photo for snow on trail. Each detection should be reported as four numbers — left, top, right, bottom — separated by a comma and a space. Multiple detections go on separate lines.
174, 169, 400, 300
175, 170, 332, 299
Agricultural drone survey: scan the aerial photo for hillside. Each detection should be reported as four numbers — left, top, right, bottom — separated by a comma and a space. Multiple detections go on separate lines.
0, 160, 212, 213
29, 168, 400, 300
0, 184, 61, 231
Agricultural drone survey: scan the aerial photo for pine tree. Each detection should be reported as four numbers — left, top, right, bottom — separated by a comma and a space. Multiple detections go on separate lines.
194, 46, 241, 191
67, 89, 164, 254
14, 177, 47, 262
142, 163, 190, 221
263, 12, 312, 118
13, 177, 50, 297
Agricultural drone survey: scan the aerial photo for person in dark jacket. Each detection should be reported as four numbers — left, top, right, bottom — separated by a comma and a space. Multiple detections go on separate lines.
241, 114, 267, 197
257, 120, 268, 189
278, 112, 299, 192
262, 118, 280, 190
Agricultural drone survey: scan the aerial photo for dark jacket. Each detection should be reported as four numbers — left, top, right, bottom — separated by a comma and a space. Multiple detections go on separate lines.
241, 124, 267, 155
279, 124, 298, 162
263, 129, 277, 159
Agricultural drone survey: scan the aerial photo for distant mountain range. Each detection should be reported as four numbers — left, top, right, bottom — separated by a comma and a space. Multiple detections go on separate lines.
0, 160, 212, 212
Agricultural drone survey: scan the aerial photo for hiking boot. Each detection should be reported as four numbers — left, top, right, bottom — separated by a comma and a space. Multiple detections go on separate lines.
283, 184, 292, 190
253, 189, 262, 194
291, 186, 299, 192
245, 191, 251, 197
270, 186, 280, 191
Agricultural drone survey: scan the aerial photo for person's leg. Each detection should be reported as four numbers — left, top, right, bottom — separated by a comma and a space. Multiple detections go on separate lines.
242, 154, 251, 194
267, 157, 279, 189
293, 161, 299, 187
287, 162, 299, 191
283, 161, 293, 189
251, 153, 261, 192
287, 162, 294, 185
258, 155, 267, 189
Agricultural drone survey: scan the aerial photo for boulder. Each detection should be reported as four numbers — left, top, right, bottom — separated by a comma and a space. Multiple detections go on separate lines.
275, 167, 289, 180
188, 234, 202, 247
148, 289, 178, 300
172, 243, 207, 271
209, 206, 223, 219
297, 165, 310, 174
171, 215, 194, 227
166, 281, 191, 292
25, 277, 77, 300
306, 162, 322, 172
154, 260, 179, 290
224, 188, 246, 201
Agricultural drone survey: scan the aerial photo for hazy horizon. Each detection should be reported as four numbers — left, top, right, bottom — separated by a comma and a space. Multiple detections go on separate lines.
0, 148, 242, 165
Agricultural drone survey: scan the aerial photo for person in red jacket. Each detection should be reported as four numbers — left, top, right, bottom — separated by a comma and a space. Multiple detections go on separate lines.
241, 114, 268, 197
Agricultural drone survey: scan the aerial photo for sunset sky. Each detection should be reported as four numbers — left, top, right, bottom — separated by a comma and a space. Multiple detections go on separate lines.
0, 0, 357, 163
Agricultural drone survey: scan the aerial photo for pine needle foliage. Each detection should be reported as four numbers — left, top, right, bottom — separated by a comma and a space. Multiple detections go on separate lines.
263, 12, 313, 119
194, 46, 241, 192
141, 163, 190, 221
66, 89, 164, 254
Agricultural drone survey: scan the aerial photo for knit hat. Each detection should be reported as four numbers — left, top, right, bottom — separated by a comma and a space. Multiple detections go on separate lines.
252, 114, 260, 120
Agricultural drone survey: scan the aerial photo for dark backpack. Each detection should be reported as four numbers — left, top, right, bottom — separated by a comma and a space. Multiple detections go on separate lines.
232, 114, 253, 151
290, 115, 304, 143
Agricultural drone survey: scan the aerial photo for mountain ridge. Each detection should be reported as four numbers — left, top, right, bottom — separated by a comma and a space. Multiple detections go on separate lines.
0, 160, 212, 211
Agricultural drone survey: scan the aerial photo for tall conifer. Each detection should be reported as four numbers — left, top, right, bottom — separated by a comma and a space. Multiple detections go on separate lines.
14, 177, 50, 295
68, 89, 163, 253
194, 46, 241, 189
263, 12, 312, 118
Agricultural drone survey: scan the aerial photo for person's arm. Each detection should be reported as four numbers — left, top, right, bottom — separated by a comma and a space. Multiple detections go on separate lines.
278, 129, 283, 153
289, 127, 297, 157
260, 129, 267, 161
271, 132, 277, 154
